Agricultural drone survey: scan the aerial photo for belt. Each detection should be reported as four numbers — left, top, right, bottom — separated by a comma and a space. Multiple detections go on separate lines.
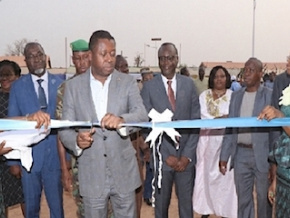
237, 143, 253, 149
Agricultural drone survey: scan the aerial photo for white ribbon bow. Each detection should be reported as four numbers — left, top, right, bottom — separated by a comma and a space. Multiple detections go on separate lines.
145, 109, 181, 207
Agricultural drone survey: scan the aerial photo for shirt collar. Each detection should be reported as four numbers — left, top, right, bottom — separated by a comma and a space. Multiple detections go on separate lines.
161, 74, 176, 83
89, 67, 112, 84
31, 71, 48, 83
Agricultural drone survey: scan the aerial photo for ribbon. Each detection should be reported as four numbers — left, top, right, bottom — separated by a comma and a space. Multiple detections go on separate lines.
1, 114, 290, 131
0, 119, 97, 131
0, 110, 289, 176
0, 129, 49, 171
144, 109, 180, 207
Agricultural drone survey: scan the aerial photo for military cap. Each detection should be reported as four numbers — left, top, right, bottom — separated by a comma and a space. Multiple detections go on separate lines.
70, 39, 89, 52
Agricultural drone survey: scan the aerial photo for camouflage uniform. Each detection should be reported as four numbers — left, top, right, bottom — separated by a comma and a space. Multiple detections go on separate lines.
56, 78, 85, 218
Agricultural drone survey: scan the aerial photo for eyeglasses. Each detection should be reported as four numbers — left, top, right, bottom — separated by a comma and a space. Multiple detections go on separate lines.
158, 56, 177, 62
26, 52, 45, 61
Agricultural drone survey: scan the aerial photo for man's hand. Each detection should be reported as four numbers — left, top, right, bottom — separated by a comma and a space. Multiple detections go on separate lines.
9, 165, 22, 179
77, 130, 95, 149
101, 113, 124, 129
257, 105, 284, 121
27, 110, 51, 129
175, 156, 190, 172
165, 155, 178, 169
268, 178, 276, 205
143, 148, 150, 163
61, 167, 72, 192
219, 161, 227, 175
0, 141, 12, 155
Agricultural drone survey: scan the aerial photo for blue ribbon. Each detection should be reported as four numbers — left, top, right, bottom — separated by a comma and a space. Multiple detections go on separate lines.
0, 117, 290, 131
124, 117, 290, 129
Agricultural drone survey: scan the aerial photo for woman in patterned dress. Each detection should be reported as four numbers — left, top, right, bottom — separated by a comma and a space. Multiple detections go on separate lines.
193, 66, 238, 218
258, 85, 290, 218
0, 60, 24, 217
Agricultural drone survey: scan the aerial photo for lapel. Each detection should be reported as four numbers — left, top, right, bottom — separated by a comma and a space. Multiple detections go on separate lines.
81, 70, 99, 122
234, 87, 246, 117
252, 86, 265, 116
107, 70, 121, 115
46, 73, 58, 114
175, 74, 184, 117
155, 74, 173, 112
23, 74, 41, 111
25, 74, 38, 100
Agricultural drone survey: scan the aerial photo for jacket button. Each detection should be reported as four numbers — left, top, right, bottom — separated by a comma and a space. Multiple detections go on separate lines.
104, 154, 107, 157
103, 136, 107, 140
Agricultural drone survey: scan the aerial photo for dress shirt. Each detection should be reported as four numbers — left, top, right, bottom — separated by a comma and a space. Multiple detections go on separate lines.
90, 69, 112, 121
161, 74, 176, 98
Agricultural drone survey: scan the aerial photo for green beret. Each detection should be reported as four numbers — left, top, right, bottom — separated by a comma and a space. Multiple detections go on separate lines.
70, 39, 89, 52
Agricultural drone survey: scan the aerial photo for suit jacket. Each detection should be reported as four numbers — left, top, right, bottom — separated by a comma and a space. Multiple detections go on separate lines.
59, 69, 148, 198
141, 74, 200, 171
220, 85, 279, 173
8, 72, 63, 172
271, 71, 290, 109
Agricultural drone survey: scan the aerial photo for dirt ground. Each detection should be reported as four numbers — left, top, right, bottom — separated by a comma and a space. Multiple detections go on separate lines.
7, 163, 222, 218
7, 187, 221, 218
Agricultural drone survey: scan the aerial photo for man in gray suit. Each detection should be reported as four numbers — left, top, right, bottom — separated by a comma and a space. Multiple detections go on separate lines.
141, 42, 200, 218
59, 30, 148, 218
219, 57, 278, 218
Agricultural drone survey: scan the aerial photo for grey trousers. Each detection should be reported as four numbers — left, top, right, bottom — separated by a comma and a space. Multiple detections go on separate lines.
83, 168, 136, 218
154, 169, 195, 218
234, 147, 270, 218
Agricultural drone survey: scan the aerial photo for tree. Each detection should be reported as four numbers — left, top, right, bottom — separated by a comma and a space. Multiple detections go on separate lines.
134, 53, 144, 67
6, 38, 30, 56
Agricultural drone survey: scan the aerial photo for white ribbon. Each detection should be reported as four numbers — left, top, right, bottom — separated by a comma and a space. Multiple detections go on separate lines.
1, 129, 50, 171
145, 109, 181, 207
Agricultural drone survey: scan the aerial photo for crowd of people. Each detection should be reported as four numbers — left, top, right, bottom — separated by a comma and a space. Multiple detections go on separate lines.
0, 29, 289, 218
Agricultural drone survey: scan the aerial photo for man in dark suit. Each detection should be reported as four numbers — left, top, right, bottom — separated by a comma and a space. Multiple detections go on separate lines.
271, 55, 290, 109
141, 42, 200, 218
8, 42, 64, 218
59, 30, 148, 218
219, 57, 279, 218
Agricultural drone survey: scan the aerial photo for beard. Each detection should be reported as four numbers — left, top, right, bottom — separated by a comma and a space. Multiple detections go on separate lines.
34, 68, 45, 75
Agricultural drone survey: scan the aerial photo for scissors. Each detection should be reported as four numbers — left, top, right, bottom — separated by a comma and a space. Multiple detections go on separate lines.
89, 120, 94, 136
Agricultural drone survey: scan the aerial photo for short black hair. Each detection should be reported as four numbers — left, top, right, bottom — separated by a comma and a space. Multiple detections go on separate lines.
89, 30, 115, 51
115, 55, 126, 66
158, 42, 178, 56
208, 65, 231, 89
180, 67, 189, 76
0, 60, 21, 77
263, 73, 270, 82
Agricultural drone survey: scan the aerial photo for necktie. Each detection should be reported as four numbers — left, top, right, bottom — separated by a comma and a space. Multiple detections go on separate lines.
37, 79, 47, 111
167, 80, 175, 111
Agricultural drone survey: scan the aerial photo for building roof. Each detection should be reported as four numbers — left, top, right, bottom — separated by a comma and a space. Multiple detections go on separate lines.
201, 61, 287, 72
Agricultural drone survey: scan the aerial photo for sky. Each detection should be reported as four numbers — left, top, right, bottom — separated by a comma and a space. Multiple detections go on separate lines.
0, 0, 289, 68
